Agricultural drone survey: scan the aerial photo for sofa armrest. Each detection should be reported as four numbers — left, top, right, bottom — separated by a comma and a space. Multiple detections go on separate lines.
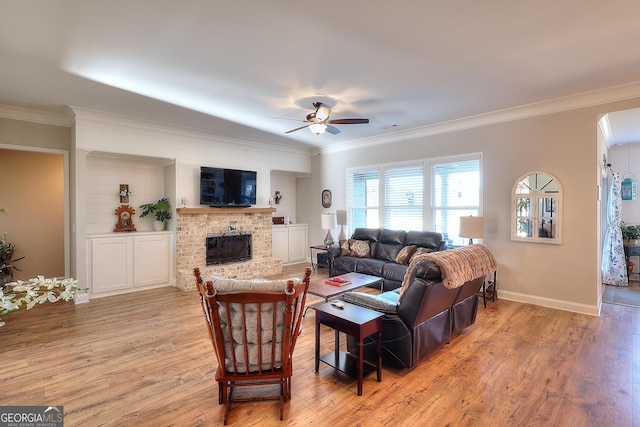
343, 292, 398, 314
327, 246, 342, 259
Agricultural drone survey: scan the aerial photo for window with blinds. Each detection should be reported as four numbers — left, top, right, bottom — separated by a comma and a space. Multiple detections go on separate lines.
346, 155, 480, 244
384, 164, 423, 230
429, 157, 481, 246
346, 168, 379, 230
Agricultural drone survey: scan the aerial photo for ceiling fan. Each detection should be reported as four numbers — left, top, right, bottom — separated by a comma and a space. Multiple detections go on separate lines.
284, 102, 369, 135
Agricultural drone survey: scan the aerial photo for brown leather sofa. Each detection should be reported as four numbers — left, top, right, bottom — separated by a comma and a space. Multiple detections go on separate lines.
342, 245, 495, 370
328, 228, 447, 291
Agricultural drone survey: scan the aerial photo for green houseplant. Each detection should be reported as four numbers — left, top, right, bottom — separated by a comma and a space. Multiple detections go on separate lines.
621, 222, 640, 245
0, 208, 24, 286
140, 198, 172, 231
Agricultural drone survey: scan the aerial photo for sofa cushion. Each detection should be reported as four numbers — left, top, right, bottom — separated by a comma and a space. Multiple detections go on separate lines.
354, 258, 386, 277
339, 239, 350, 256
398, 259, 441, 302
352, 228, 381, 256
374, 229, 407, 262
409, 247, 432, 263
332, 255, 360, 273
349, 239, 371, 258
382, 262, 409, 284
405, 230, 443, 251
352, 228, 381, 242
395, 245, 417, 265
343, 292, 398, 314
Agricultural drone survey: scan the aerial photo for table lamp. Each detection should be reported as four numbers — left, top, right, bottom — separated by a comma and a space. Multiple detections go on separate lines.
459, 215, 484, 245
321, 213, 337, 246
336, 210, 348, 241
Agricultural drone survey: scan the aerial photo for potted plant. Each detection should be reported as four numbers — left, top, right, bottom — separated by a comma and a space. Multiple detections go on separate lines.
621, 222, 640, 246
140, 198, 172, 231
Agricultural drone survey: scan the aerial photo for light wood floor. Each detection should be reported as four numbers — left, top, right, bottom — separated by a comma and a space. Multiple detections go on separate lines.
1, 264, 638, 426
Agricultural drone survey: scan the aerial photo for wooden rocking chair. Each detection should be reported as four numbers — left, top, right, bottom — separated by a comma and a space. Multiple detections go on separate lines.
194, 267, 311, 424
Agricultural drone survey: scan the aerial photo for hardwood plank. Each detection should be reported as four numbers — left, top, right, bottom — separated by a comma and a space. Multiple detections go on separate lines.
0, 263, 638, 426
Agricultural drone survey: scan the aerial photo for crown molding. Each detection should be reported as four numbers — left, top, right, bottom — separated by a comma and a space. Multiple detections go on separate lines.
0, 104, 73, 127
5, 79, 640, 156
69, 106, 312, 157
318, 80, 640, 155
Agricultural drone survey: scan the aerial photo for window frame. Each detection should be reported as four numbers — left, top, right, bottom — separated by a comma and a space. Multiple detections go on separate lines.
345, 154, 482, 244
510, 171, 562, 244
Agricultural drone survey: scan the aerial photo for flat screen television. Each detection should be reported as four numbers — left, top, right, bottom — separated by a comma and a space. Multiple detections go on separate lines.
200, 166, 257, 207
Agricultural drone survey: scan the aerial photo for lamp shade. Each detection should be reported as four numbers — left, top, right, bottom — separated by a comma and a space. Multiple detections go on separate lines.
336, 210, 348, 225
459, 216, 484, 240
321, 213, 337, 230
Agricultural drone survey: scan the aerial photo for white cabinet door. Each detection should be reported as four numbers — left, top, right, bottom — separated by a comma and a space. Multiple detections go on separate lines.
90, 237, 134, 293
287, 225, 308, 263
272, 227, 288, 262
134, 234, 170, 286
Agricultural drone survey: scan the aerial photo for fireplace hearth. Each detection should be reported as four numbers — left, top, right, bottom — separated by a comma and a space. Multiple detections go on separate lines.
206, 233, 252, 265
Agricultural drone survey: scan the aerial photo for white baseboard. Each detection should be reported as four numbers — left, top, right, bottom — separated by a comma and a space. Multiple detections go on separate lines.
74, 292, 90, 304
498, 290, 601, 316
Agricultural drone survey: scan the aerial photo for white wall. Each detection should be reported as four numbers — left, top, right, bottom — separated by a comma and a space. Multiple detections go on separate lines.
70, 107, 312, 289
300, 97, 640, 315
85, 153, 171, 233
269, 171, 301, 224
609, 142, 640, 225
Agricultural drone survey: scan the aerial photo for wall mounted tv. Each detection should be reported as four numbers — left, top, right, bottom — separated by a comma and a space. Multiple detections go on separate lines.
200, 167, 257, 207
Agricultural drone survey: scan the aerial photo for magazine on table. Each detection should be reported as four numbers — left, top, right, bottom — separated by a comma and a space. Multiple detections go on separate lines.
324, 277, 352, 286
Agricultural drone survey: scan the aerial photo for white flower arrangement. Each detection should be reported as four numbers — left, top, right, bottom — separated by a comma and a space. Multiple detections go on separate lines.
119, 189, 132, 197
0, 276, 82, 327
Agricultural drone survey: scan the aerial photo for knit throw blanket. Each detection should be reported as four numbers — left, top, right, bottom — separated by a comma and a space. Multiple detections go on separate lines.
401, 244, 498, 290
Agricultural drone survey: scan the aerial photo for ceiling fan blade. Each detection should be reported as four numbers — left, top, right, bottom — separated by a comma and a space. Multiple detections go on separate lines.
328, 118, 369, 125
269, 116, 307, 123
285, 124, 311, 134
325, 125, 341, 135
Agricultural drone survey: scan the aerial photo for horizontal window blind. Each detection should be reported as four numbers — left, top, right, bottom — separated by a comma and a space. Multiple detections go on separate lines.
347, 168, 379, 231
430, 158, 480, 246
384, 164, 423, 230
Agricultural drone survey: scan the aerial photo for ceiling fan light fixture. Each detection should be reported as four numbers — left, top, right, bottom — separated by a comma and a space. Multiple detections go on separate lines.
309, 123, 327, 135
315, 104, 331, 121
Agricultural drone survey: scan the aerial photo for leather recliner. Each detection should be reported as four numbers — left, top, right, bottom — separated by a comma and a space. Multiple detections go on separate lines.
343, 258, 485, 370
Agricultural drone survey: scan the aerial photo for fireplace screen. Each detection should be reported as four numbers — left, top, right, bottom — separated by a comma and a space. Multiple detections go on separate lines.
206, 233, 252, 265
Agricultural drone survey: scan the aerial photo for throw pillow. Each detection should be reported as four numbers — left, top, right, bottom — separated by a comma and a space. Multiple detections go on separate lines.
395, 245, 417, 265
409, 246, 432, 263
339, 239, 350, 256
348, 239, 371, 258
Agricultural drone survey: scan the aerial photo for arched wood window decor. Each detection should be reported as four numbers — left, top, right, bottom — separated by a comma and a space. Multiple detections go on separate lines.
511, 171, 562, 244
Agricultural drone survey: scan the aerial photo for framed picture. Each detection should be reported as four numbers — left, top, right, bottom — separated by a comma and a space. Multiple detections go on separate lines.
322, 189, 332, 208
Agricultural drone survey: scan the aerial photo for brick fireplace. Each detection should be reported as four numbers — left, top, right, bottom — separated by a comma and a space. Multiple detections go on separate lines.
175, 207, 282, 291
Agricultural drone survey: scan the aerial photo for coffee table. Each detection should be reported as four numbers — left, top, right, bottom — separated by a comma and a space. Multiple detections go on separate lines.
307, 272, 383, 301
311, 300, 383, 396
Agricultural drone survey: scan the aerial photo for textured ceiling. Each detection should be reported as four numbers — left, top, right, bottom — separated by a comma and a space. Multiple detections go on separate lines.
2, 1, 640, 149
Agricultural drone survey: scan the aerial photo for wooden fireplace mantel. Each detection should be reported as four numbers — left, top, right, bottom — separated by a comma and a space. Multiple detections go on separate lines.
177, 207, 276, 215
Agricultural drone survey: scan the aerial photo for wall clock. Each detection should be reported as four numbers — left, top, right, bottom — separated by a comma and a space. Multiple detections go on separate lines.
114, 205, 136, 232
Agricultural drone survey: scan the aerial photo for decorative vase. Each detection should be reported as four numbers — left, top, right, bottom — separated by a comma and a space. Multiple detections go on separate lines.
153, 220, 165, 231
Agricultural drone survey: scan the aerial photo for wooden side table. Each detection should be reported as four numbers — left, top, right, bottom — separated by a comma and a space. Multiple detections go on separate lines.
481, 270, 497, 308
311, 301, 383, 396
309, 244, 330, 271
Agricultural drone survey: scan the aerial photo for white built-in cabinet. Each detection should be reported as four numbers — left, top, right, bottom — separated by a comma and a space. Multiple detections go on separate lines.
88, 231, 174, 296
272, 224, 308, 264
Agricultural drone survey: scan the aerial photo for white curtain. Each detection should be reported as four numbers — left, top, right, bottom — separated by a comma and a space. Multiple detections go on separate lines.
602, 172, 628, 286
